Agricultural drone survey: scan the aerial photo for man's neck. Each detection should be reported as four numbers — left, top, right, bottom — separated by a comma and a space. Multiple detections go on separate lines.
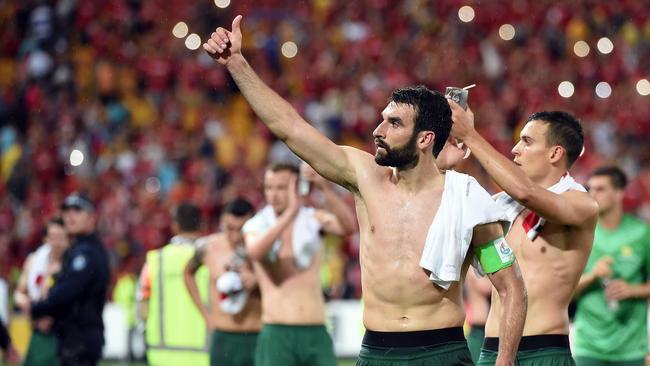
228, 239, 245, 251
532, 170, 567, 189
173, 232, 200, 241
393, 155, 442, 192
599, 206, 624, 231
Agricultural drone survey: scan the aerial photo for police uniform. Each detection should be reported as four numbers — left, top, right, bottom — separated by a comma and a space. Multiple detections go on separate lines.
31, 231, 110, 366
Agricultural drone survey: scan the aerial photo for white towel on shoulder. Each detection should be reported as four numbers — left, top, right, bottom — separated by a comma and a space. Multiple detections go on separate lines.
243, 205, 322, 269
419, 171, 509, 290
28, 244, 51, 301
493, 173, 586, 241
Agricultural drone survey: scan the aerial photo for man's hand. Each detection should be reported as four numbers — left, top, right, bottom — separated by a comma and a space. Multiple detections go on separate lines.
203, 15, 243, 66
35, 317, 54, 333
592, 256, 613, 279
5, 344, 21, 364
239, 268, 256, 291
287, 174, 302, 216
447, 99, 476, 140
300, 162, 327, 190
605, 280, 636, 301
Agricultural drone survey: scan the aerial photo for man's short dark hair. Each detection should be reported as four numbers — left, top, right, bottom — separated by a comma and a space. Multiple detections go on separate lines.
389, 85, 452, 158
591, 166, 628, 189
267, 162, 299, 175
42, 217, 65, 238
526, 111, 584, 168
175, 202, 201, 232
222, 198, 254, 217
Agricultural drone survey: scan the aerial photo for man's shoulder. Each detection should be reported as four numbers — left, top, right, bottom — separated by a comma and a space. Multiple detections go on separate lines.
623, 214, 650, 229
199, 232, 227, 248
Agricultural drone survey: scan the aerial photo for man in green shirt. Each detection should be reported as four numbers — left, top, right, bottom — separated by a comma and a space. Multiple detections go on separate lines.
574, 166, 650, 366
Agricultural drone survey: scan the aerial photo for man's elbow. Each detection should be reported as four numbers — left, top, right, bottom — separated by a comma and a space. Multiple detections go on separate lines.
497, 276, 527, 304
510, 184, 534, 205
245, 244, 266, 261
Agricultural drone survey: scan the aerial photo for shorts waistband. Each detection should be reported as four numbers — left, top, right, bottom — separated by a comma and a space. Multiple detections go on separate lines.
213, 329, 260, 336
483, 334, 570, 352
362, 327, 465, 348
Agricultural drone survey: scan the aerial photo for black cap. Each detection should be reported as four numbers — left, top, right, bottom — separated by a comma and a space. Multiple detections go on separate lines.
60, 193, 95, 212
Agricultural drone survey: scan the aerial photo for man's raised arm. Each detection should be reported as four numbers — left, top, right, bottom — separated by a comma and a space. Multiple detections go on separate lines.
447, 101, 598, 227
204, 16, 358, 190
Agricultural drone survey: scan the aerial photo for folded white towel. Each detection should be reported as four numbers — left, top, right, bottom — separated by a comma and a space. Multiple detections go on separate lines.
419, 171, 509, 290
494, 173, 586, 241
243, 205, 322, 269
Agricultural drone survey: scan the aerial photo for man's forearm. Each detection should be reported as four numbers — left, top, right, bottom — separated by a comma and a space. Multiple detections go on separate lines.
247, 210, 296, 260
497, 282, 526, 364
464, 130, 536, 202
226, 54, 297, 141
630, 282, 650, 299
183, 266, 209, 321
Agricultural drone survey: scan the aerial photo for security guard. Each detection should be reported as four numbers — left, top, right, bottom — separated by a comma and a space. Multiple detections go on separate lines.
138, 202, 209, 366
30, 193, 110, 366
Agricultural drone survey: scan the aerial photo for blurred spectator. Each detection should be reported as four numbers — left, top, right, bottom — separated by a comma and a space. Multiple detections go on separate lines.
574, 167, 650, 366
14, 217, 70, 366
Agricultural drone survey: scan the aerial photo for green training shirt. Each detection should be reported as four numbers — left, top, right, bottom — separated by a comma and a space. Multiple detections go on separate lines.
574, 214, 650, 361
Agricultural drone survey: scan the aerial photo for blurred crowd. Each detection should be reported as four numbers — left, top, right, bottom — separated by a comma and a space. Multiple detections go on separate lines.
0, 0, 649, 301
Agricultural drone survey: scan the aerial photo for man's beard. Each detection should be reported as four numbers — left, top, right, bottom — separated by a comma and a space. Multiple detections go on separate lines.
374, 132, 419, 168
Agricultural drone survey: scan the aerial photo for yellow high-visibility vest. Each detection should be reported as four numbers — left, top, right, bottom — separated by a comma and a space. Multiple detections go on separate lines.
145, 242, 210, 366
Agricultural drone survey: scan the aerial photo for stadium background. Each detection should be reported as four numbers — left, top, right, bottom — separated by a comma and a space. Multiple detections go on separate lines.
0, 0, 649, 365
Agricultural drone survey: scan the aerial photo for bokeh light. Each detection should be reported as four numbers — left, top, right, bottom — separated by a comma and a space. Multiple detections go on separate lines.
499, 24, 516, 41
214, 0, 231, 8
573, 41, 590, 57
185, 33, 201, 50
145, 177, 161, 194
70, 149, 84, 166
172, 22, 188, 38
596, 37, 614, 54
281, 41, 298, 58
558, 81, 575, 98
458, 6, 475, 23
636, 79, 650, 96
595, 81, 612, 98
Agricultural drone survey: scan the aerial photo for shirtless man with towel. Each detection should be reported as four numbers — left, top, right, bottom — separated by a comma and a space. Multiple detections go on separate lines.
242, 162, 356, 366
448, 102, 598, 365
204, 16, 526, 366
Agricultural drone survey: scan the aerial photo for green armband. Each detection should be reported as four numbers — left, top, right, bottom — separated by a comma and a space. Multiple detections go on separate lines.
476, 236, 515, 274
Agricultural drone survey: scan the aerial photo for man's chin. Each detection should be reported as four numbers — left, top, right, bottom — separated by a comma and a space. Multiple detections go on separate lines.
374, 154, 391, 166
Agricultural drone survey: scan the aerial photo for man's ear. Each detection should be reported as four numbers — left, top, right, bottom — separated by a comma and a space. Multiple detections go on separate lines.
549, 145, 566, 165
418, 131, 435, 149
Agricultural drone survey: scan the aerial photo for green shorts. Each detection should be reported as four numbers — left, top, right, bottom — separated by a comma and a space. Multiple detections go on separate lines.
254, 324, 336, 366
467, 325, 485, 365
210, 329, 258, 366
574, 357, 645, 366
356, 327, 473, 366
477, 335, 575, 366
24, 329, 59, 366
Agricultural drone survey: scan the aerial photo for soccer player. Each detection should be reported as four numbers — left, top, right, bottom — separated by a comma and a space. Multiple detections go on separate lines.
573, 166, 650, 366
